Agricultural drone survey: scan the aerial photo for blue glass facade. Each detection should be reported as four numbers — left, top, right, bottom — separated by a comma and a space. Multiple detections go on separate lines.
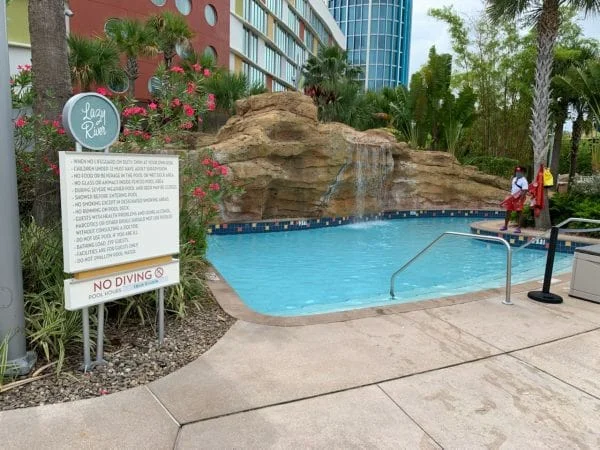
328, 0, 412, 90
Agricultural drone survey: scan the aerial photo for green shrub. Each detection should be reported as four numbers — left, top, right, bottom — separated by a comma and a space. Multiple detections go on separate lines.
558, 138, 594, 176
550, 191, 600, 237
461, 156, 519, 178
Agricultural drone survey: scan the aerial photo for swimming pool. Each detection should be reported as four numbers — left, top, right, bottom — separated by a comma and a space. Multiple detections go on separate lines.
207, 217, 573, 316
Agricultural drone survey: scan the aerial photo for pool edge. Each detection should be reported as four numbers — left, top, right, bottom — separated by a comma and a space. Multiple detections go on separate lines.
206, 266, 573, 327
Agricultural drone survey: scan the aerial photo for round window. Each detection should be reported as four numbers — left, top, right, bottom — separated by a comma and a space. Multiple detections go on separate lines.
109, 78, 129, 95
205, 4, 217, 26
175, 0, 192, 15
150, 0, 167, 5
203, 46, 217, 61
148, 76, 163, 95
104, 18, 121, 38
176, 42, 192, 58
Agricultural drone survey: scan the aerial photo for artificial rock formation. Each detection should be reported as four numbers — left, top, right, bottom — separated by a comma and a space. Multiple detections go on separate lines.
209, 92, 507, 221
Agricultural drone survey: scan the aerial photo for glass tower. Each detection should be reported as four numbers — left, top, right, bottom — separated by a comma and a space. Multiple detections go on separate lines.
328, 0, 412, 90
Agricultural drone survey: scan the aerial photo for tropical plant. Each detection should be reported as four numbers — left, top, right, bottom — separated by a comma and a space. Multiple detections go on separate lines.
487, 0, 600, 228
68, 34, 126, 92
204, 70, 266, 115
302, 45, 363, 122
116, 62, 212, 150
146, 11, 193, 68
441, 86, 477, 156
409, 47, 453, 150
105, 18, 158, 97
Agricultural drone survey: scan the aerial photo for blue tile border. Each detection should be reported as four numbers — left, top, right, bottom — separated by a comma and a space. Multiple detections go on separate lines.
208, 209, 504, 235
207, 208, 598, 255
470, 227, 591, 255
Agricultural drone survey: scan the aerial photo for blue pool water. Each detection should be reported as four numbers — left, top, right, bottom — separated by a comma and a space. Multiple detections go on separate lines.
207, 218, 573, 316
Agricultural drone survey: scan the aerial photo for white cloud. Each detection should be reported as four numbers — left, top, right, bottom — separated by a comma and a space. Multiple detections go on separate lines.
408, 0, 600, 76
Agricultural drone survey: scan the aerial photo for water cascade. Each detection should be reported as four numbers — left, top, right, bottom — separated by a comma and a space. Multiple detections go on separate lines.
353, 143, 394, 218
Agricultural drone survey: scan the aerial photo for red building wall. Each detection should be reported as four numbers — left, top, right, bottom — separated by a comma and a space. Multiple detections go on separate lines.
69, 0, 229, 98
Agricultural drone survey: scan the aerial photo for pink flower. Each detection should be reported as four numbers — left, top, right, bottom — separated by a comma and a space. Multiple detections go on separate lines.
123, 128, 131, 136
96, 87, 108, 96
52, 120, 61, 128
207, 93, 216, 102
188, 239, 196, 244
15, 117, 27, 128
180, 121, 193, 129
148, 102, 158, 110
202, 158, 211, 166
143, 132, 152, 140
203, 68, 211, 77
192, 187, 206, 199
133, 130, 143, 137
23, 164, 31, 173
206, 170, 213, 176
207, 100, 216, 111
170, 66, 185, 74
186, 82, 196, 94
211, 160, 220, 168
183, 104, 195, 117
219, 166, 229, 176
57, 128, 66, 135
171, 98, 181, 107
123, 106, 147, 117
209, 183, 220, 191
191, 63, 201, 72
164, 136, 172, 143
17, 64, 31, 72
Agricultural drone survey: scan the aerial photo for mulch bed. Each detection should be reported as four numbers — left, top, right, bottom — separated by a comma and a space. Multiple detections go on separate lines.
0, 298, 235, 411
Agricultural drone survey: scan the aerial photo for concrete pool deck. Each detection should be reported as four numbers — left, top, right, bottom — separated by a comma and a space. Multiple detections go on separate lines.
2, 277, 600, 449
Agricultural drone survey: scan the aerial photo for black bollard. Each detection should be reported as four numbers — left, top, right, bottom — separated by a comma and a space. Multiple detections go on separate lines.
528, 226, 564, 304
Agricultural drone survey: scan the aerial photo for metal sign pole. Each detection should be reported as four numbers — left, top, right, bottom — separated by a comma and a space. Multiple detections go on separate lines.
158, 288, 165, 345
75, 141, 92, 371
94, 145, 111, 365
0, 0, 36, 376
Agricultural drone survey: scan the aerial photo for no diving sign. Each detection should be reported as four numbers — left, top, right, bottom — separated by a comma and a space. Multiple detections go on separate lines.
64, 260, 180, 310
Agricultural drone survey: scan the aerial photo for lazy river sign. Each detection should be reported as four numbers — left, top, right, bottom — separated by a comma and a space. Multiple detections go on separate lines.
62, 92, 120, 150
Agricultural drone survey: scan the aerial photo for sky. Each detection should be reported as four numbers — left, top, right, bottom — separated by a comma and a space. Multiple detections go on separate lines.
408, 0, 600, 76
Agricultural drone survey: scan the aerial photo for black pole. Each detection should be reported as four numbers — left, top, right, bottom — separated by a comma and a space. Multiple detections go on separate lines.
528, 226, 564, 304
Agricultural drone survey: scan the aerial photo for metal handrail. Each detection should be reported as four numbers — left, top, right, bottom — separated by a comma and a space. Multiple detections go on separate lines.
389, 232, 513, 305
515, 217, 600, 253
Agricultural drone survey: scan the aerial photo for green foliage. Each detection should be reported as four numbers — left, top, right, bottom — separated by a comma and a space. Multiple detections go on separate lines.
559, 137, 595, 175
550, 190, 600, 237
68, 34, 126, 91
461, 156, 519, 178
105, 18, 158, 96
146, 11, 193, 68
20, 220, 82, 372
204, 70, 266, 115
0, 333, 11, 384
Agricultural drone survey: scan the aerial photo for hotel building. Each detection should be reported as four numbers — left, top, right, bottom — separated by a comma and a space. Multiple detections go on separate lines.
328, 0, 412, 90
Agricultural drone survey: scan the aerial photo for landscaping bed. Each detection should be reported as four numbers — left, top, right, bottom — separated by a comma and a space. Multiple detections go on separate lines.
0, 297, 234, 411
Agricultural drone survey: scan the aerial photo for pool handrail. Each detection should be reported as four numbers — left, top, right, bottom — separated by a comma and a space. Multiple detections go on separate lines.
514, 217, 600, 253
389, 232, 513, 305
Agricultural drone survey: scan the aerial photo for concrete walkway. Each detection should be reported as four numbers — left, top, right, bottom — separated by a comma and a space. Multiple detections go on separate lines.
2, 279, 600, 449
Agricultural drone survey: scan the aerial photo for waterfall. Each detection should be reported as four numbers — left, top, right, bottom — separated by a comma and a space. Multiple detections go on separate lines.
354, 144, 393, 218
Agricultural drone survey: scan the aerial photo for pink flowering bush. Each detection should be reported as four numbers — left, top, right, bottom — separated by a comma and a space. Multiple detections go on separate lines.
180, 151, 241, 254
115, 63, 216, 150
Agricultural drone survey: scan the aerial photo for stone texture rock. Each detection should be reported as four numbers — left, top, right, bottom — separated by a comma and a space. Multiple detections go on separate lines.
205, 92, 507, 221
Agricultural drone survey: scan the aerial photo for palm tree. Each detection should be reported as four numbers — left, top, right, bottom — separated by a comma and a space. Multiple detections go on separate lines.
487, 0, 600, 228
302, 46, 363, 122
105, 19, 157, 98
549, 44, 597, 181
557, 60, 600, 188
28, 0, 72, 224
146, 12, 193, 69
204, 70, 267, 115
68, 35, 125, 92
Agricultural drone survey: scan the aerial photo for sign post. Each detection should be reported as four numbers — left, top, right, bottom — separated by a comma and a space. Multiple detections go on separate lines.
0, 0, 36, 376
60, 93, 180, 370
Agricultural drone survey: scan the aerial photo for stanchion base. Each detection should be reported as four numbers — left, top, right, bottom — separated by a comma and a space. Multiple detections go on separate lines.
528, 291, 563, 304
